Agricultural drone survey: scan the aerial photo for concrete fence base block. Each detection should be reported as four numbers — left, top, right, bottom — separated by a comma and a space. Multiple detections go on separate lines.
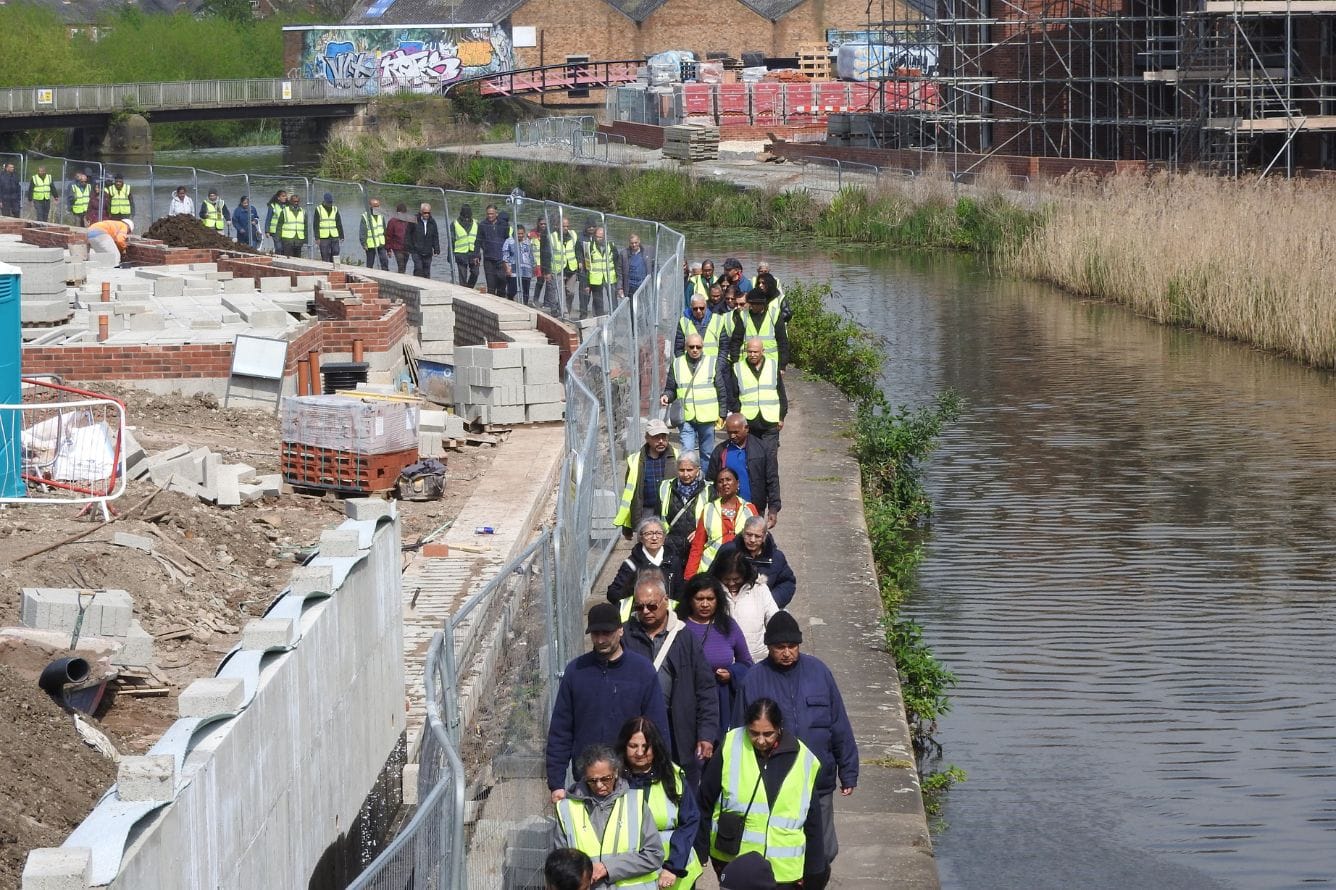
241, 617, 298, 651
345, 498, 395, 522
402, 763, 420, 806
110, 620, 155, 668
21, 846, 92, 890
319, 528, 363, 557
290, 564, 334, 597
178, 676, 245, 718
117, 754, 178, 802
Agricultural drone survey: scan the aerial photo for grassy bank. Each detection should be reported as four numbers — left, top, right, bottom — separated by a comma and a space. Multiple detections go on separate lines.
318, 146, 1038, 253
786, 280, 963, 807
1003, 172, 1336, 369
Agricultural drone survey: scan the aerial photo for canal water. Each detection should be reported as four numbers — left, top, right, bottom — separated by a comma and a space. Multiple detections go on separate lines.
688, 234, 1336, 888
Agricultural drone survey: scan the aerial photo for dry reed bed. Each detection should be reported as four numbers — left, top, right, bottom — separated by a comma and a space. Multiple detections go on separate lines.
1006, 173, 1336, 368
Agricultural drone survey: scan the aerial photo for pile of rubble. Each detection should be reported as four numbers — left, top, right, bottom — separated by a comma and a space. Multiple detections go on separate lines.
127, 439, 281, 507
143, 215, 259, 253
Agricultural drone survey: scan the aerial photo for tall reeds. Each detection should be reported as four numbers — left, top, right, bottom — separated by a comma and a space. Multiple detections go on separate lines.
1005, 172, 1336, 368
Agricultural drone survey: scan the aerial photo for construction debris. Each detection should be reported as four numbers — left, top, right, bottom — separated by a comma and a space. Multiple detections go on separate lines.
143, 215, 260, 253
134, 444, 280, 507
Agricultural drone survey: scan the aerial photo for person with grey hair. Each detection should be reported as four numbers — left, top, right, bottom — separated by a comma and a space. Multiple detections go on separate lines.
607, 516, 685, 617
552, 743, 663, 889
621, 572, 720, 789
658, 451, 711, 556
713, 514, 798, 608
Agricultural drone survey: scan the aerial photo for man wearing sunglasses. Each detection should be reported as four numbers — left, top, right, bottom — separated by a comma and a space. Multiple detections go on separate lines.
662, 332, 726, 460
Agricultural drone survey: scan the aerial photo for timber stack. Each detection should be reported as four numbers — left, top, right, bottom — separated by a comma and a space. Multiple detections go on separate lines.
663, 125, 720, 161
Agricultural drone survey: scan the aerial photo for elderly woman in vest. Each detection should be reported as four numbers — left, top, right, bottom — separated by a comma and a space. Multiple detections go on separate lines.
617, 716, 704, 889
696, 699, 828, 890
552, 744, 663, 889
659, 453, 711, 557
607, 516, 686, 619
684, 467, 758, 578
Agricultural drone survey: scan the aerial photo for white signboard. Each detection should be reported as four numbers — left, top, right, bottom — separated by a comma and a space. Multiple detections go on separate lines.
513, 26, 537, 48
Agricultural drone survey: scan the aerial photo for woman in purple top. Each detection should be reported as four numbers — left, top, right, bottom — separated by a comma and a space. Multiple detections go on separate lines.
677, 575, 753, 739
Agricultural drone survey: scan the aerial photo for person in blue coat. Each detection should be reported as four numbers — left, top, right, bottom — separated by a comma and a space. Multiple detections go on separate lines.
547, 603, 673, 801
733, 611, 857, 867
232, 196, 260, 248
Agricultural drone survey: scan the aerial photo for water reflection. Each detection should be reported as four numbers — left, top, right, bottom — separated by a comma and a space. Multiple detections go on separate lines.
688, 231, 1336, 889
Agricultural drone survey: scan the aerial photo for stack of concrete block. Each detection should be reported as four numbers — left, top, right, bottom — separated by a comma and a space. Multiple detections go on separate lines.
419, 409, 467, 455
20, 587, 154, 667
418, 287, 455, 363
0, 242, 71, 325
132, 444, 281, 506
452, 343, 564, 426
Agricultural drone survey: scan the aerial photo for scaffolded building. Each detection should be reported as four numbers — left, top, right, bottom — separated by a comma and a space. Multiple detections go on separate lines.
860, 0, 1336, 176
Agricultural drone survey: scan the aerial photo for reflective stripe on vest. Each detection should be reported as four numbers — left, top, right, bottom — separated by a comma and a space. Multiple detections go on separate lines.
201, 200, 224, 231
555, 792, 658, 889
281, 206, 305, 240
70, 183, 90, 214
30, 174, 51, 201
452, 219, 476, 254
698, 498, 754, 574
587, 241, 616, 287
710, 728, 819, 883
362, 212, 386, 248
658, 479, 712, 528
672, 354, 720, 424
645, 768, 706, 890
734, 358, 781, 424
614, 446, 680, 529
741, 305, 780, 364
316, 204, 339, 238
551, 230, 578, 271
107, 183, 131, 215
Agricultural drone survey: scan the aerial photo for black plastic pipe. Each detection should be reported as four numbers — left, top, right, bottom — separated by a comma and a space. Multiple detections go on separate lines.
38, 657, 90, 696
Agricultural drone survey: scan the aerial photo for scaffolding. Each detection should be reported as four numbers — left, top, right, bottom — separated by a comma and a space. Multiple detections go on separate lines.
853, 0, 1336, 176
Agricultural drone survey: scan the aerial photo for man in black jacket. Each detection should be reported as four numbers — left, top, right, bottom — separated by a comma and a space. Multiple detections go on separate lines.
621, 571, 720, 788
477, 203, 509, 296
406, 202, 440, 279
705, 413, 781, 529
0, 162, 20, 218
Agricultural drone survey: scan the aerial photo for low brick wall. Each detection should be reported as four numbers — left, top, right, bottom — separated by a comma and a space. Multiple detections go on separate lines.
600, 120, 665, 149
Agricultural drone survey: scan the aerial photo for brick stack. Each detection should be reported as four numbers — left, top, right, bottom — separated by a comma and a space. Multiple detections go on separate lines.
452, 343, 564, 427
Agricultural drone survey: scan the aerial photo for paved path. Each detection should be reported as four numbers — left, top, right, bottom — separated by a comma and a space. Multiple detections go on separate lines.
401, 423, 564, 750
780, 377, 940, 889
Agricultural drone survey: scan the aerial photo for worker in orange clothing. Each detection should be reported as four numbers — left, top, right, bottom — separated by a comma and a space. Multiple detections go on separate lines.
87, 218, 133, 266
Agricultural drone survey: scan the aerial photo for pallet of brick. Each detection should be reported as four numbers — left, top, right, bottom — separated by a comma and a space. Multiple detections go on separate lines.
280, 443, 417, 494
797, 43, 831, 80
662, 125, 720, 161
280, 395, 419, 454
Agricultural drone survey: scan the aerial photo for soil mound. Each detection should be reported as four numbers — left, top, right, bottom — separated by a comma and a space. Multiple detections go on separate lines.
143, 215, 259, 253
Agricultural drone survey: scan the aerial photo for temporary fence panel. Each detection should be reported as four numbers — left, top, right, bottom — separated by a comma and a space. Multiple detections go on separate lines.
60, 158, 104, 226
194, 170, 251, 241
543, 201, 605, 322
23, 152, 68, 225
247, 175, 310, 254
311, 178, 365, 265
440, 190, 507, 286
362, 180, 444, 273
147, 164, 198, 229
98, 161, 154, 235
0, 152, 24, 197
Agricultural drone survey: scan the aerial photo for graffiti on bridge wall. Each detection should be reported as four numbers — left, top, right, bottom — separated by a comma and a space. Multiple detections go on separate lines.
299, 26, 514, 93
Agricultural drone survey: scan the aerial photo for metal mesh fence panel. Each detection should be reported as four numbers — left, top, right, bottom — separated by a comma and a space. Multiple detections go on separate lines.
148, 164, 197, 226
97, 161, 154, 234
247, 175, 309, 254
194, 170, 250, 241
311, 177, 365, 265
363, 180, 444, 274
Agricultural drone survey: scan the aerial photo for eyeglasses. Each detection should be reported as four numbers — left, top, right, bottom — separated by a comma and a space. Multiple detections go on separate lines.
586, 773, 616, 787
634, 601, 662, 612
641, 530, 664, 537
686, 345, 703, 351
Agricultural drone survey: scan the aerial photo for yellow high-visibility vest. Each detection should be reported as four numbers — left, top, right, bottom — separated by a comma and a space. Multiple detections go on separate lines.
672, 354, 721, 424
452, 219, 477, 254
107, 183, 132, 215
281, 206, 306, 240
587, 241, 617, 287
30, 174, 51, 201
554, 791, 658, 889
69, 183, 90, 214
362, 212, 386, 248
614, 446, 680, 530
316, 204, 339, 239
645, 766, 705, 890
268, 202, 283, 235
201, 199, 224, 231
709, 728, 819, 883
551, 230, 579, 272
698, 497, 756, 573
734, 358, 781, 424
739, 304, 781, 365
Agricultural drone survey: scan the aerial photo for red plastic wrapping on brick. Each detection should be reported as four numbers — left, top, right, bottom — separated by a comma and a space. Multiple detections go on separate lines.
683, 83, 714, 116
717, 84, 749, 122
751, 83, 782, 122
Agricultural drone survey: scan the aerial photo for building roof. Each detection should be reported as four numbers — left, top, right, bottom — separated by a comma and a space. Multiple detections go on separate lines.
342, 0, 523, 23
20, 0, 206, 24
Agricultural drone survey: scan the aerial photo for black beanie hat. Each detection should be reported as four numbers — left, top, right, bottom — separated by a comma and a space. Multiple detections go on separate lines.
763, 611, 802, 645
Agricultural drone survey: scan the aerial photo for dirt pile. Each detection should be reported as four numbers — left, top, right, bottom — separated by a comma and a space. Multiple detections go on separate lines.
143, 215, 259, 253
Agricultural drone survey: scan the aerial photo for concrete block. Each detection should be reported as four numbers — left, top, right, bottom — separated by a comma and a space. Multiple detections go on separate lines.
147, 458, 187, 487
248, 309, 290, 328
402, 763, 420, 806
190, 263, 219, 272
237, 483, 265, 503
20, 301, 72, 325
346, 498, 394, 522
201, 453, 224, 489
418, 289, 454, 307
441, 413, 467, 438
121, 427, 146, 472
319, 528, 362, 557
178, 676, 245, 717
167, 472, 212, 501
0, 245, 64, 262
526, 402, 566, 423
419, 410, 448, 432
489, 404, 526, 425
21, 846, 92, 890
20, 587, 132, 638
222, 277, 257, 293
190, 318, 222, 330
418, 431, 443, 455
290, 564, 333, 596
465, 384, 494, 404
184, 286, 221, 298
126, 312, 166, 332
110, 620, 154, 667
112, 531, 155, 553
181, 447, 213, 485
222, 312, 243, 324
522, 352, 561, 386
487, 367, 524, 390
153, 278, 185, 298
143, 444, 190, 468
241, 617, 297, 651
204, 271, 234, 281
117, 755, 177, 802
255, 474, 282, 497
111, 302, 147, 315
456, 403, 490, 426
525, 383, 565, 404
258, 276, 292, 293
210, 464, 255, 507
456, 344, 522, 370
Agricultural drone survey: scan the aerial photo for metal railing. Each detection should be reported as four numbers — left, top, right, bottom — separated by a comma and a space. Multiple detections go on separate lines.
0, 78, 369, 117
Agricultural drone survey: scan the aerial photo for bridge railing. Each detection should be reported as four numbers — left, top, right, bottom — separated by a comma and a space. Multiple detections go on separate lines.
0, 78, 363, 116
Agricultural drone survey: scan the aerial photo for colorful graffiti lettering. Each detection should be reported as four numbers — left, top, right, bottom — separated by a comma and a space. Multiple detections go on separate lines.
299, 26, 514, 95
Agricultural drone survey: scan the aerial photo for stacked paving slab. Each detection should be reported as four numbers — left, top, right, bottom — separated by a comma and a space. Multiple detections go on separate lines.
0, 236, 85, 327
452, 342, 563, 426
416, 284, 455, 364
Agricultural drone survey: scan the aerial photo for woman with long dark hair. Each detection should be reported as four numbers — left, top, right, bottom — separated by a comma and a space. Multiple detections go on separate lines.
676, 576, 753, 734
708, 547, 778, 663
617, 716, 704, 889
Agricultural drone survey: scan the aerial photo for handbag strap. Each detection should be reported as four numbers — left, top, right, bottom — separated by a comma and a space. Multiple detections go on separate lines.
739, 758, 765, 824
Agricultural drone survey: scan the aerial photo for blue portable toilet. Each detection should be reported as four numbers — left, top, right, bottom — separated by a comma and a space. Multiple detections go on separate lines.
0, 262, 25, 498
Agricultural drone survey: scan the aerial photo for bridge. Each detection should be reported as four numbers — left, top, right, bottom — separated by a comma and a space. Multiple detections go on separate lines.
0, 78, 372, 132
445, 60, 642, 98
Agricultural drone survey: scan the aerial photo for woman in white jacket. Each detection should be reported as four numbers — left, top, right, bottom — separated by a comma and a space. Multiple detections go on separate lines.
708, 547, 780, 663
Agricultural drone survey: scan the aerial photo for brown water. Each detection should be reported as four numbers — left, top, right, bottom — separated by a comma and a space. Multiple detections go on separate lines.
688, 235, 1336, 889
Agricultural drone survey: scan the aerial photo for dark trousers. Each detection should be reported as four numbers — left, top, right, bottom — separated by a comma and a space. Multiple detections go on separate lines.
365, 246, 389, 271
319, 238, 340, 263
583, 283, 610, 317
454, 255, 478, 288
32, 200, 50, 222
483, 258, 507, 296
413, 252, 434, 278
285, 240, 304, 258
270, 235, 283, 254
392, 249, 410, 273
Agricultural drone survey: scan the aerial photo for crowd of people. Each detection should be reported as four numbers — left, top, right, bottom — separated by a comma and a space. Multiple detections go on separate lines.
544, 259, 860, 890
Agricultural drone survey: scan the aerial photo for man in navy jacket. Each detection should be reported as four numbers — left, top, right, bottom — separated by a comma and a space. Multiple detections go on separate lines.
734, 611, 857, 865
547, 603, 672, 800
